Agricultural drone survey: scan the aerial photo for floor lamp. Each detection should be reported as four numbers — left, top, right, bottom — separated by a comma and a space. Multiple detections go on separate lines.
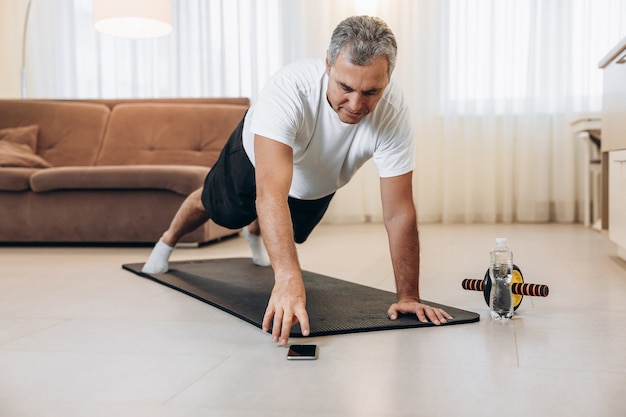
93, 0, 172, 39
21, 0, 32, 99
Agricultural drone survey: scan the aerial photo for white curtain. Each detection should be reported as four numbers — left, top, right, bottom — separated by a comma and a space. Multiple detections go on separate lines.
24, 0, 626, 224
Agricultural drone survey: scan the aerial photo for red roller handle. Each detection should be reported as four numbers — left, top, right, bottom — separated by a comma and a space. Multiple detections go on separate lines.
462, 279, 549, 297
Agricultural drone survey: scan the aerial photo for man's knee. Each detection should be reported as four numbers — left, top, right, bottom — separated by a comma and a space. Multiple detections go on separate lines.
189, 188, 208, 212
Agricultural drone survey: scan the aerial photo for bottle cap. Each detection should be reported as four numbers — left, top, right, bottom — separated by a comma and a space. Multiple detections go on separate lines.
495, 237, 507, 245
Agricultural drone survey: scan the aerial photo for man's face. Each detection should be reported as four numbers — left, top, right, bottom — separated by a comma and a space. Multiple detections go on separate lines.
326, 50, 390, 124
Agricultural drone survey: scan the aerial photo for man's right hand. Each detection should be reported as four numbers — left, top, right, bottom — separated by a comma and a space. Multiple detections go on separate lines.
262, 276, 310, 346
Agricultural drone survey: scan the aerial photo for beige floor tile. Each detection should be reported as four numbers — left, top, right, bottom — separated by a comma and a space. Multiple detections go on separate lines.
1, 223, 625, 417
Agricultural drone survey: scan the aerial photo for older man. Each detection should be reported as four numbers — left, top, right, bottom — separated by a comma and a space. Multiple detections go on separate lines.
143, 15, 452, 345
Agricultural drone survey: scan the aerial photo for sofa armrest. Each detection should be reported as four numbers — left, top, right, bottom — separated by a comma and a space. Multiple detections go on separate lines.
30, 165, 209, 196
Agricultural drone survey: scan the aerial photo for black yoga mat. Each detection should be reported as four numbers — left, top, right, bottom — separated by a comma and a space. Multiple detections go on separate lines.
123, 258, 479, 336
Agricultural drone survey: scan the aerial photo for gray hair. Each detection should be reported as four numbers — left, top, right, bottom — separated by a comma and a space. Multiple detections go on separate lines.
327, 16, 397, 78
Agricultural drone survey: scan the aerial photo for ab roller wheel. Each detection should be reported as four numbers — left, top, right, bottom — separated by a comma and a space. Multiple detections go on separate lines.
462, 265, 549, 310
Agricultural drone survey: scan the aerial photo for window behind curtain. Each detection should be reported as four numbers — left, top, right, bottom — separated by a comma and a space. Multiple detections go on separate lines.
442, 0, 626, 114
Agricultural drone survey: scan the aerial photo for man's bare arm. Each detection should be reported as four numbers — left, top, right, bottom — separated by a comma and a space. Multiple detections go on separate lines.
254, 134, 310, 345
380, 172, 452, 324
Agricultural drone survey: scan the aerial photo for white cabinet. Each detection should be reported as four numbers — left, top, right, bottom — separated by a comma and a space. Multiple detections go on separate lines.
600, 37, 626, 152
600, 37, 626, 260
609, 150, 626, 260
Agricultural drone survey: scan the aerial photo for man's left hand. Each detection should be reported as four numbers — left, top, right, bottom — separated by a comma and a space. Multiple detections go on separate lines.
387, 299, 453, 325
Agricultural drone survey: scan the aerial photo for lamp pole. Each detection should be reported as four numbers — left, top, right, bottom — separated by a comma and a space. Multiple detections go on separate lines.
21, 0, 32, 99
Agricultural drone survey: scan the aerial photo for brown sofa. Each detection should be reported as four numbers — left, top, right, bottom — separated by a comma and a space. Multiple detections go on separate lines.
0, 98, 249, 244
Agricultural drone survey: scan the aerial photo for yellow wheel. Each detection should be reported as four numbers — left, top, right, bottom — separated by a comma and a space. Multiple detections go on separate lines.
511, 265, 524, 310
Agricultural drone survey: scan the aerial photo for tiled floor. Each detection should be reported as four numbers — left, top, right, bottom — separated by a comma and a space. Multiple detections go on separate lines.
1, 223, 625, 417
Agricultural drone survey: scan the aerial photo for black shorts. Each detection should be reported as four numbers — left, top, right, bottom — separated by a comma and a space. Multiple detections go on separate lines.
201, 117, 334, 243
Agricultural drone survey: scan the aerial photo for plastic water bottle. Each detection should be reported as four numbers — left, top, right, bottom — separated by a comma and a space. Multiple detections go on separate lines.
489, 238, 514, 319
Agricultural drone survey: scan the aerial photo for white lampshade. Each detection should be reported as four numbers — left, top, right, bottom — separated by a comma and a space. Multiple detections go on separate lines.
93, 0, 172, 39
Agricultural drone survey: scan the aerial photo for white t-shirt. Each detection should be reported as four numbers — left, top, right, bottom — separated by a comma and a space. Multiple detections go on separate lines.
242, 58, 414, 200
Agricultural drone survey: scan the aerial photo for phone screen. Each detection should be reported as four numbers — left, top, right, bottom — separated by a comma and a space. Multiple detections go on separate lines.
287, 344, 318, 360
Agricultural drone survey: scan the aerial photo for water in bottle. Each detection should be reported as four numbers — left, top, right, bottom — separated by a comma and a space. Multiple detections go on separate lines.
489, 237, 514, 319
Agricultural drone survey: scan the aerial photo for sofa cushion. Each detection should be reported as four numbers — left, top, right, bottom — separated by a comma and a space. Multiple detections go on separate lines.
0, 125, 53, 168
0, 167, 38, 191
30, 165, 210, 196
0, 141, 52, 168
95, 103, 247, 167
0, 124, 38, 148
0, 100, 110, 166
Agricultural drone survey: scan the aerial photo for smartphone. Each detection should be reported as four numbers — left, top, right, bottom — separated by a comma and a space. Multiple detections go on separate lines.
287, 344, 318, 360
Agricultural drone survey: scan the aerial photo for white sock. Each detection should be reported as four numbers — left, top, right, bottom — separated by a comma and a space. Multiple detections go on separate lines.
142, 239, 174, 273
243, 226, 271, 267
